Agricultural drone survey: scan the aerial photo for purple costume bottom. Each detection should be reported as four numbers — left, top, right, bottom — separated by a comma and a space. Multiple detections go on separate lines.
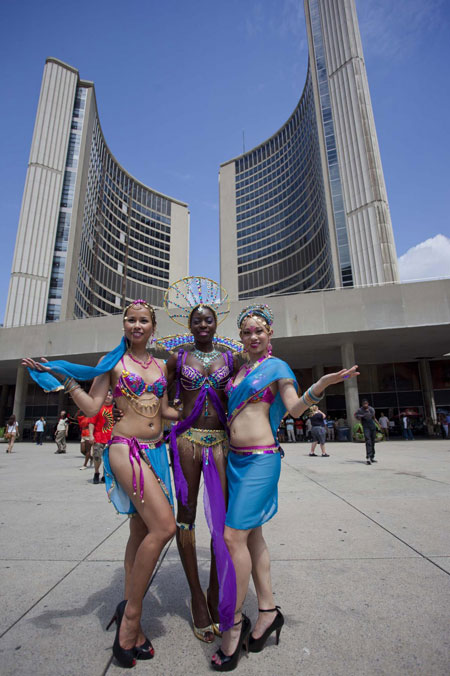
169, 385, 236, 631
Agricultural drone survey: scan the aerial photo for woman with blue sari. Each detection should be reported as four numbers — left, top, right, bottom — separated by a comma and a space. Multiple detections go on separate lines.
22, 300, 179, 669
211, 304, 359, 671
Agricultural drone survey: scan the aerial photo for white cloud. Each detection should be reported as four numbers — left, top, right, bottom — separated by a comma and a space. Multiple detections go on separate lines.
398, 234, 450, 282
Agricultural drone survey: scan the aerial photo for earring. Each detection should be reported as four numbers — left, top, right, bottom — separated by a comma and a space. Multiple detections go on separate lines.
267, 343, 273, 355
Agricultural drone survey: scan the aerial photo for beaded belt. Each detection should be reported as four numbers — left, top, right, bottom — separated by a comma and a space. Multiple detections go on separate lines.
180, 427, 228, 448
110, 434, 164, 449
229, 443, 280, 456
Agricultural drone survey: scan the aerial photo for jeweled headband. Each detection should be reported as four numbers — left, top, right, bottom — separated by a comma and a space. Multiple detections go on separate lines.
164, 276, 230, 328
123, 299, 156, 325
237, 303, 274, 329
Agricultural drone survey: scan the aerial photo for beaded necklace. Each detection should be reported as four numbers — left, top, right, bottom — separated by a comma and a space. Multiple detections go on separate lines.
242, 353, 270, 376
192, 349, 221, 368
127, 351, 153, 369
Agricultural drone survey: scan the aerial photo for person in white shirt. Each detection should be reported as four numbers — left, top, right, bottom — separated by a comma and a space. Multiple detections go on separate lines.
34, 416, 46, 445
55, 410, 69, 453
379, 412, 389, 440
5, 415, 19, 453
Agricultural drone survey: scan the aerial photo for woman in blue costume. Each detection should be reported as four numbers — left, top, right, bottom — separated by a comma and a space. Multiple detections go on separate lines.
211, 304, 359, 671
22, 300, 179, 669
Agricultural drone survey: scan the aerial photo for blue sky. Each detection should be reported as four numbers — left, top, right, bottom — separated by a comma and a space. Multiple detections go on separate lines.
1, 0, 449, 323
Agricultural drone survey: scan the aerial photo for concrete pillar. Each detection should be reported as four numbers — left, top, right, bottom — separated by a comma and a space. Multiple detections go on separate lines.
57, 390, 66, 414
341, 342, 359, 428
418, 359, 437, 432
312, 364, 326, 413
0, 384, 9, 425
13, 366, 28, 434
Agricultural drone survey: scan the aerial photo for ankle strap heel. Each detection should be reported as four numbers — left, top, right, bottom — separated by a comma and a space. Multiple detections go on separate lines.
249, 606, 284, 653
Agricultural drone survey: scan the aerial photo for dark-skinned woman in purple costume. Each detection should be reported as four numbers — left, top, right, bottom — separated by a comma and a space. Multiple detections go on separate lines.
158, 277, 242, 644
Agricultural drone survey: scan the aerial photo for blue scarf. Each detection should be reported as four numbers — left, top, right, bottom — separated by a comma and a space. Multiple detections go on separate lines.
227, 357, 298, 441
28, 337, 128, 392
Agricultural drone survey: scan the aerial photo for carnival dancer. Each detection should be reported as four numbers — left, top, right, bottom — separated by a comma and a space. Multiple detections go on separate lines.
211, 304, 359, 671
158, 276, 243, 642
22, 300, 178, 669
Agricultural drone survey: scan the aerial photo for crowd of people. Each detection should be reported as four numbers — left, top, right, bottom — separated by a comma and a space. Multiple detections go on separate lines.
13, 274, 448, 670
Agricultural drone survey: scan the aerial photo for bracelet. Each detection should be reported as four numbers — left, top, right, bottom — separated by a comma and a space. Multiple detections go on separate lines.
301, 384, 323, 408
64, 377, 80, 393
66, 384, 81, 395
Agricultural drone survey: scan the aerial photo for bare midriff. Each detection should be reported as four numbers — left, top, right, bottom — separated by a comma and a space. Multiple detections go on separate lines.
229, 397, 275, 448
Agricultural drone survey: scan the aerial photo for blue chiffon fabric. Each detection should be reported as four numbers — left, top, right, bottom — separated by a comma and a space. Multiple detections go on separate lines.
103, 440, 174, 515
226, 357, 298, 530
226, 452, 281, 530
28, 338, 128, 392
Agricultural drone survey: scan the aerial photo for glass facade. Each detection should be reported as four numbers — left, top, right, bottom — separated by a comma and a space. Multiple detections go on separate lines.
73, 113, 172, 319
46, 87, 87, 321
308, 0, 353, 287
235, 72, 334, 299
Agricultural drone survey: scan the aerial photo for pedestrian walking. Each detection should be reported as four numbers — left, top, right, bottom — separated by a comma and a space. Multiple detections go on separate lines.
379, 412, 389, 440
355, 400, 378, 464
285, 415, 296, 442
309, 406, 329, 456
54, 410, 69, 453
5, 415, 19, 453
34, 416, 46, 445
88, 392, 113, 484
401, 414, 414, 441
326, 417, 335, 441
294, 418, 304, 441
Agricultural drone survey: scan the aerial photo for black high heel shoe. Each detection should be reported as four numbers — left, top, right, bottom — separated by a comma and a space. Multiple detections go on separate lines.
211, 613, 251, 672
248, 606, 284, 653
135, 636, 155, 660
106, 600, 136, 668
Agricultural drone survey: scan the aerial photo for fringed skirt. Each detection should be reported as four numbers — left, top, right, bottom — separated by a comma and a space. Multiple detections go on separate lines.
103, 437, 173, 515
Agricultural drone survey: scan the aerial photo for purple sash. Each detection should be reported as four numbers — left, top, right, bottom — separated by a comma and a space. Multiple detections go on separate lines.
169, 377, 237, 631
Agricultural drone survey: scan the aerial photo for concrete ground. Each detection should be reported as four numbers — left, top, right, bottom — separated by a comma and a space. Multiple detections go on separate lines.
1, 437, 449, 676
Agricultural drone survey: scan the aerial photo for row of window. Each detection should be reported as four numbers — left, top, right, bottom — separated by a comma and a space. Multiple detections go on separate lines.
46, 87, 87, 321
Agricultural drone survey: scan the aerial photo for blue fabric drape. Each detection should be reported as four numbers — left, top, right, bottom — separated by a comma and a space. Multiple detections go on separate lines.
27, 337, 128, 392
227, 357, 298, 441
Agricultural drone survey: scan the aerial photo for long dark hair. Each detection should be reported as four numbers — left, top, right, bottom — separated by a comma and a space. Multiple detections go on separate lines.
7, 415, 16, 426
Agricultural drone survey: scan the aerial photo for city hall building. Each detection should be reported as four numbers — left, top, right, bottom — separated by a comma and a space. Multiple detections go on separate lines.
4, 58, 189, 328
219, 0, 398, 300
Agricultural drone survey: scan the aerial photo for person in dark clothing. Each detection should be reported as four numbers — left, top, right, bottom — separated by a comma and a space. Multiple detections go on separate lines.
355, 400, 378, 465
308, 406, 329, 457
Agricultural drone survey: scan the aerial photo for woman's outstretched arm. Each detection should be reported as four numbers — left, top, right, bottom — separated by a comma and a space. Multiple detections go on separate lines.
279, 365, 360, 419
22, 357, 111, 416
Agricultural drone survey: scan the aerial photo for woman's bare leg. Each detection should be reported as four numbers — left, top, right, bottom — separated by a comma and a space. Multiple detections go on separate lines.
212, 526, 252, 664
175, 439, 213, 639
124, 514, 148, 645
248, 527, 277, 638
109, 445, 176, 650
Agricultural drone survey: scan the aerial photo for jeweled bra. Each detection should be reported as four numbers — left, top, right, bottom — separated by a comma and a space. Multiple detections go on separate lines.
113, 357, 167, 418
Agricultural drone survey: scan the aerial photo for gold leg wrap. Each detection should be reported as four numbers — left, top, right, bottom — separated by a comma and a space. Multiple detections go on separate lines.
177, 521, 196, 547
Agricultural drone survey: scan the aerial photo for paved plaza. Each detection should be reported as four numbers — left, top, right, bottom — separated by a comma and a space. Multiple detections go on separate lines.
1, 438, 449, 675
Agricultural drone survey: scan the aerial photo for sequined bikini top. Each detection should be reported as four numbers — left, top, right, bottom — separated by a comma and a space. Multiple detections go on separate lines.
113, 357, 167, 400
179, 349, 233, 391
225, 377, 275, 405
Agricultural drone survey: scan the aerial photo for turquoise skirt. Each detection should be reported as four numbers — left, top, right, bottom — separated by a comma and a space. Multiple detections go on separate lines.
103, 440, 174, 515
225, 452, 281, 530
